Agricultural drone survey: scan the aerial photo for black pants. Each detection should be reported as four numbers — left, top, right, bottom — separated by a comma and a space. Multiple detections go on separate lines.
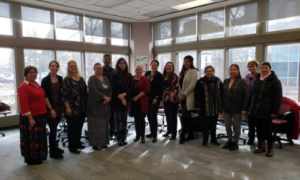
202, 115, 218, 140
180, 100, 193, 136
46, 116, 61, 147
147, 100, 160, 138
66, 112, 86, 150
256, 117, 273, 144
134, 112, 146, 137
163, 101, 179, 136
109, 104, 116, 137
247, 115, 256, 141
115, 108, 128, 133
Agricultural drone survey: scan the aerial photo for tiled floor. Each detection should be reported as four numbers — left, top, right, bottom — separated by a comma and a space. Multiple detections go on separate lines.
1, 117, 300, 180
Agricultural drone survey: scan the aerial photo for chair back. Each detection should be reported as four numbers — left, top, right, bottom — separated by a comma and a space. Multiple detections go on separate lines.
278, 102, 291, 116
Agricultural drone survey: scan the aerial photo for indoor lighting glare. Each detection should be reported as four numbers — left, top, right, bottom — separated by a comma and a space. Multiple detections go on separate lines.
172, 0, 214, 11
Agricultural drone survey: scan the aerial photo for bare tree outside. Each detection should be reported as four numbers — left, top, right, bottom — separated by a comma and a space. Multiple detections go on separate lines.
85, 17, 105, 44
55, 12, 82, 42
85, 53, 104, 81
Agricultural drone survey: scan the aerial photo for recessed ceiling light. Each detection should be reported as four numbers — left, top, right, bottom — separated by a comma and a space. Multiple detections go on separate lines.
172, 0, 214, 11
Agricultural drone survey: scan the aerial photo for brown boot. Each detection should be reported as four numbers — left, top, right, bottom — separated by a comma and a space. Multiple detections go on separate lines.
266, 143, 274, 157
254, 141, 266, 153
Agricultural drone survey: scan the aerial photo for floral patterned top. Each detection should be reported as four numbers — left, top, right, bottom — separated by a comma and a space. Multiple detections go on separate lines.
162, 73, 179, 103
61, 76, 88, 116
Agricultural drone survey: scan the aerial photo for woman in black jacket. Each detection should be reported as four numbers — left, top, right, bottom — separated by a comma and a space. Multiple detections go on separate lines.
222, 64, 248, 151
41, 61, 63, 159
144, 60, 163, 143
111, 58, 133, 146
248, 62, 282, 157
194, 66, 223, 146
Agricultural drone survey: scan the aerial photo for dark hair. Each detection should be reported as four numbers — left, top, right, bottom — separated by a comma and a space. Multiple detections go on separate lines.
103, 54, 111, 59
163, 62, 176, 82
229, 64, 242, 79
48, 61, 60, 68
114, 58, 129, 75
179, 55, 198, 76
24, 66, 38, 79
204, 65, 215, 72
93, 63, 101, 70
150, 60, 159, 66
260, 62, 271, 69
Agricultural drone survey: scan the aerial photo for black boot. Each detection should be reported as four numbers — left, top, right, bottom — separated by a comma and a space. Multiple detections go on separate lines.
140, 136, 145, 143
162, 131, 171, 137
179, 133, 185, 144
50, 146, 63, 159
117, 131, 123, 146
121, 130, 128, 146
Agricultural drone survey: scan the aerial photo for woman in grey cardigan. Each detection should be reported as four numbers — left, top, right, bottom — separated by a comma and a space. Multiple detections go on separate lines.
223, 64, 248, 151
87, 63, 112, 150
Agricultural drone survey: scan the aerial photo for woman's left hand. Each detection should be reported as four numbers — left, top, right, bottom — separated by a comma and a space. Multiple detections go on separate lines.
179, 95, 185, 102
50, 109, 56, 118
241, 111, 247, 116
152, 98, 157, 105
132, 96, 139, 102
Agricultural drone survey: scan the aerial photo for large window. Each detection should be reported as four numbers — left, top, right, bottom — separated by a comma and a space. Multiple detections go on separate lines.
228, 47, 256, 78
266, 43, 300, 101
0, 2, 13, 36
199, 10, 225, 40
155, 21, 172, 46
85, 17, 105, 44
0, 48, 16, 114
21, 6, 53, 39
24, 49, 54, 84
178, 51, 197, 73
200, 50, 224, 80
85, 52, 104, 80
56, 51, 83, 78
111, 22, 128, 46
112, 54, 129, 70
157, 53, 171, 73
176, 16, 197, 43
267, 16, 300, 32
55, 12, 82, 42
227, 3, 257, 37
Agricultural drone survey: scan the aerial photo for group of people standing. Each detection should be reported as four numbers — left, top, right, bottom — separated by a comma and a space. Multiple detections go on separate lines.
17, 55, 282, 165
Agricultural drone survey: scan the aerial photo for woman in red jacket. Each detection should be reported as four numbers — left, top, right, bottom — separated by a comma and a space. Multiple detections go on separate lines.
130, 65, 150, 143
18, 66, 48, 165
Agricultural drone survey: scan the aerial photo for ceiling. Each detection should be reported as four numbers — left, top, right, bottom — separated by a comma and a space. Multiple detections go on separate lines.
10, 0, 252, 22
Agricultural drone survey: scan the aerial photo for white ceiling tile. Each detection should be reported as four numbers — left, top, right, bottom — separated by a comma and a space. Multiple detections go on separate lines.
141, 4, 165, 11
73, 0, 103, 5
41, 0, 69, 4
130, 8, 151, 14
118, 12, 137, 17
63, 1, 89, 8
103, 9, 122, 15
156, 0, 182, 7
142, 0, 163, 3
82, 5, 107, 11
131, 15, 149, 20
111, 5, 135, 11
126, 0, 150, 8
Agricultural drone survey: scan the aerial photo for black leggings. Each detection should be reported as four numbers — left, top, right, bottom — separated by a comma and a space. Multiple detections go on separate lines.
147, 100, 160, 138
66, 112, 86, 149
163, 101, 179, 136
134, 113, 146, 137
201, 115, 218, 140
46, 116, 61, 147
256, 117, 273, 144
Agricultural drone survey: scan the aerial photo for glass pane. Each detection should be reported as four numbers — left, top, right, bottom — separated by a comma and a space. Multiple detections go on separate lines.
21, 6, 51, 24
22, 21, 53, 39
227, 23, 256, 37
160, 21, 171, 39
157, 53, 171, 73
0, 48, 17, 114
55, 12, 80, 30
267, 16, 300, 32
111, 38, 128, 46
111, 54, 128, 70
24, 49, 54, 84
155, 38, 172, 46
111, 22, 123, 38
201, 50, 224, 81
200, 10, 224, 40
179, 16, 196, 36
176, 35, 197, 43
56, 51, 83, 78
228, 47, 256, 77
267, 43, 300, 101
56, 28, 82, 42
85, 17, 105, 44
85, 52, 104, 81
0, 17, 12, 36
85, 35, 106, 44
0, 2, 10, 18
178, 51, 197, 73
